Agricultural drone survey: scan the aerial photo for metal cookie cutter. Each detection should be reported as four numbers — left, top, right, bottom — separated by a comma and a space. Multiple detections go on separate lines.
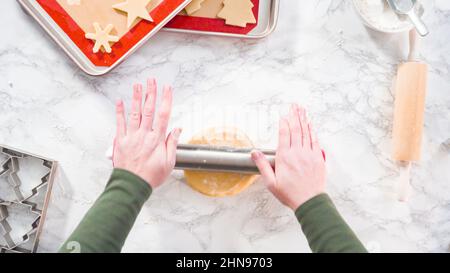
0, 205, 15, 250
0, 202, 41, 253
0, 145, 57, 253
0, 157, 25, 202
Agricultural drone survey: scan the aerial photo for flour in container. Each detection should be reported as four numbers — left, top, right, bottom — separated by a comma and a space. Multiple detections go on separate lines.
354, 0, 425, 32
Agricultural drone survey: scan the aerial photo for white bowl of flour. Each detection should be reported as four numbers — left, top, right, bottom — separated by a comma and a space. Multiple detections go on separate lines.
352, 0, 432, 33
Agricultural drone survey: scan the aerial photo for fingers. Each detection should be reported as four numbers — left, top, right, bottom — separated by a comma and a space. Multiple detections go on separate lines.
128, 84, 143, 134
297, 107, 307, 147
116, 100, 126, 138
251, 150, 276, 192
308, 122, 318, 150
278, 117, 291, 152
166, 128, 182, 167
155, 86, 173, 139
288, 104, 302, 148
298, 107, 310, 149
142, 78, 157, 131
297, 107, 308, 146
308, 122, 326, 161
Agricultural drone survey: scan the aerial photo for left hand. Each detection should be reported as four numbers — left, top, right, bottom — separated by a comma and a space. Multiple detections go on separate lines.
113, 78, 181, 189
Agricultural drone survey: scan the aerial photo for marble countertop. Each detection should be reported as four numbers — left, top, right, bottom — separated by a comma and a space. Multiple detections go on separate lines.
1, 0, 449, 253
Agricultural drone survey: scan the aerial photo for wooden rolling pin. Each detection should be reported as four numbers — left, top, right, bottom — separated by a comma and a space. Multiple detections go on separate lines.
392, 29, 428, 201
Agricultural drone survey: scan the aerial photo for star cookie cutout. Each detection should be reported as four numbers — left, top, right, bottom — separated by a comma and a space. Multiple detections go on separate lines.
85, 23, 119, 53
113, 0, 154, 28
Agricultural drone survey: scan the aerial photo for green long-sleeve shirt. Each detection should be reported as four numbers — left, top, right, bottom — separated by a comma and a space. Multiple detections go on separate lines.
59, 169, 152, 253
296, 194, 367, 253
59, 169, 367, 253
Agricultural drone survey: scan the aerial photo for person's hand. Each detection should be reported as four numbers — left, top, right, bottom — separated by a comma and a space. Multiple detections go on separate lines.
251, 104, 326, 210
113, 78, 182, 189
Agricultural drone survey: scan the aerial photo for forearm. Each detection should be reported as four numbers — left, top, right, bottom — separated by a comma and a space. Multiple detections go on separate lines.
296, 194, 367, 253
59, 169, 152, 253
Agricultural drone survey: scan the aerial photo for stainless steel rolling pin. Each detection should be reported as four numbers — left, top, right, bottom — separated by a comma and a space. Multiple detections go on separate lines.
106, 144, 275, 174
175, 144, 275, 174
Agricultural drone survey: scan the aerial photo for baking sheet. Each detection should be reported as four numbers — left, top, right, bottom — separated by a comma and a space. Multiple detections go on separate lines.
18, 0, 191, 75
166, 0, 259, 35
165, 0, 279, 38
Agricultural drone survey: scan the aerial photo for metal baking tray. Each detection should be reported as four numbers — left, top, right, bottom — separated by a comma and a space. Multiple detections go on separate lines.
17, 0, 191, 76
0, 145, 57, 253
164, 0, 280, 38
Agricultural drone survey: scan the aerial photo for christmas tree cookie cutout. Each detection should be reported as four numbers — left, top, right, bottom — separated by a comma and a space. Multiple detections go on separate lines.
185, 0, 206, 15
113, 0, 154, 28
218, 0, 256, 27
85, 23, 119, 53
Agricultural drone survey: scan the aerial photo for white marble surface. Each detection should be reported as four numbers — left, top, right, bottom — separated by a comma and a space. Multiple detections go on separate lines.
1, 0, 449, 253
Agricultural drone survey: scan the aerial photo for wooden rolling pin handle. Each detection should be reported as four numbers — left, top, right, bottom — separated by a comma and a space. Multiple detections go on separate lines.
408, 29, 419, 62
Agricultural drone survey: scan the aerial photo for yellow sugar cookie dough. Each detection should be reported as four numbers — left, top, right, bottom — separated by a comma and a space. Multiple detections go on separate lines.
113, 0, 154, 28
67, 0, 81, 5
57, 0, 163, 38
181, 0, 223, 18
185, 0, 206, 15
184, 128, 258, 197
217, 0, 256, 27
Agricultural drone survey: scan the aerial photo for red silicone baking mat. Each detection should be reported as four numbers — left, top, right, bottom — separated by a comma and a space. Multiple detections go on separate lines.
36, 0, 187, 67
165, 0, 259, 35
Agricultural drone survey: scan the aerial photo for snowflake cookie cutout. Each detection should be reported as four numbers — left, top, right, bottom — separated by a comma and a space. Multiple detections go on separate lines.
85, 23, 119, 54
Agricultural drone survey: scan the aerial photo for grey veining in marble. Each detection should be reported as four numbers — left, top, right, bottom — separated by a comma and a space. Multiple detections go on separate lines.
0, 0, 449, 252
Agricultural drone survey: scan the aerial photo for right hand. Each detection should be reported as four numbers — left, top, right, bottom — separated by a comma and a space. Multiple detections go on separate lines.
251, 104, 326, 211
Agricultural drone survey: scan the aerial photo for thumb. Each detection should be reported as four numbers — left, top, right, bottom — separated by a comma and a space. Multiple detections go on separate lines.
166, 128, 182, 168
251, 150, 276, 192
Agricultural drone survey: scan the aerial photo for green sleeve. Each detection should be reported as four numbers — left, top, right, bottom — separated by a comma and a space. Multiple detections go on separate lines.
295, 193, 367, 253
59, 168, 152, 253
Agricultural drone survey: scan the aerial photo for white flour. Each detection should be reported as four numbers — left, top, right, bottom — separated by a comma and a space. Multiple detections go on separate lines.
354, 0, 425, 31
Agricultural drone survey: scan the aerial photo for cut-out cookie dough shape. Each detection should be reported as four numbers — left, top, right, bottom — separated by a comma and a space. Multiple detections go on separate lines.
85, 23, 119, 53
185, 0, 206, 15
217, 0, 256, 27
67, 0, 81, 5
113, 0, 154, 28
184, 127, 259, 197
